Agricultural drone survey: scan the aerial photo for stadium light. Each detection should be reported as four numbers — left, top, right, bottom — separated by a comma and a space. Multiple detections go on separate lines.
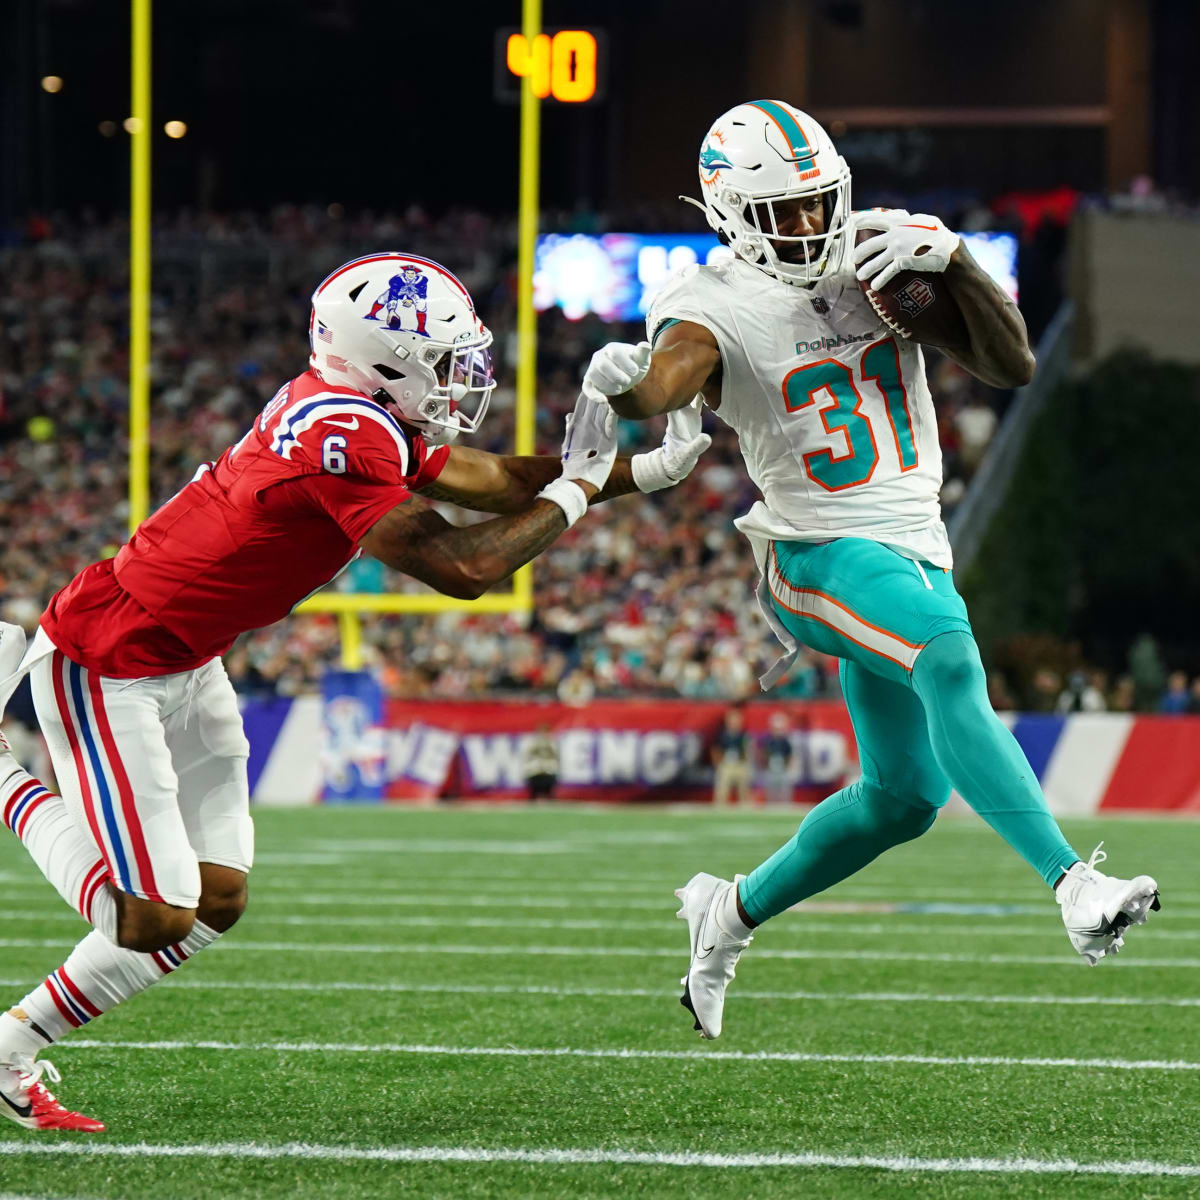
40, 75, 64, 94
164, 120, 187, 139
99, 121, 118, 137
123, 117, 143, 134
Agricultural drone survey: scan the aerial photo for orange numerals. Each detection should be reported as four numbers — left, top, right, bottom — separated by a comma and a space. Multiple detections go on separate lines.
507, 31, 597, 103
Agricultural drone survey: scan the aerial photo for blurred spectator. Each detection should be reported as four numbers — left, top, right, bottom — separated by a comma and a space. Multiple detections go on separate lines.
1056, 670, 1107, 714
712, 707, 752, 807
1161, 671, 1191, 715
522, 724, 559, 801
954, 397, 999, 473
1108, 675, 1137, 713
1129, 634, 1168, 713
1030, 668, 1063, 713
987, 671, 1017, 712
761, 712, 795, 806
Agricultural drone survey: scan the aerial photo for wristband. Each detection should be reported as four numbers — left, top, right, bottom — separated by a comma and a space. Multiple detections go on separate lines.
537, 477, 589, 529
631, 449, 672, 493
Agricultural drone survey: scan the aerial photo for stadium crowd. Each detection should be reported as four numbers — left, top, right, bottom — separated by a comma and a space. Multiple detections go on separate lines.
0, 202, 1097, 707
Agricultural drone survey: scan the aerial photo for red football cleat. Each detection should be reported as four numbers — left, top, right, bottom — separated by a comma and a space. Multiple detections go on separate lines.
0, 1056, 105, 1133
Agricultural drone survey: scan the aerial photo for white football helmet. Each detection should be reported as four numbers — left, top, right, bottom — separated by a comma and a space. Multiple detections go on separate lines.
691, 100, 852, 287
309, 252, 495, 442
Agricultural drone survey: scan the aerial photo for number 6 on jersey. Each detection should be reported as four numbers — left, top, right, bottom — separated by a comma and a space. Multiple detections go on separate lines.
322, 435, 347, 474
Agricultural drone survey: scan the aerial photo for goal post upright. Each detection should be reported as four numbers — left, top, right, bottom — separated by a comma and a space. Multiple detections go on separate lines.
128, 0, 152, 534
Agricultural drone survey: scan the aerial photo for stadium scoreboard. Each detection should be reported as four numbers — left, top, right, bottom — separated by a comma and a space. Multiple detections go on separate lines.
495, 28, 606, 103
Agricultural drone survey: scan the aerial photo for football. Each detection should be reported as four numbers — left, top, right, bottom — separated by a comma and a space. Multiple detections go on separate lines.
855, 226, 971, 352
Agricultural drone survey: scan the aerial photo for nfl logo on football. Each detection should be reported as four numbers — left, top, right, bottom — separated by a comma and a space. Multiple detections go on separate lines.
894, 277, 936, 318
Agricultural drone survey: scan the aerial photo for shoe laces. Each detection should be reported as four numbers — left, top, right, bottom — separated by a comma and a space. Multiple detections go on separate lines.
11, 1053, 61, 1097
1085, 842, 1107, 871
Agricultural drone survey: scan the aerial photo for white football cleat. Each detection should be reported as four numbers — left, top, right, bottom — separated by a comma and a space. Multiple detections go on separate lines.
1056, 842, 1160, 965
674, 872, 752, 1039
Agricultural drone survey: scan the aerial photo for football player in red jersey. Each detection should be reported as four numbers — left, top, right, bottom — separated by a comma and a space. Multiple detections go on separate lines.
0, 252, 711, 1131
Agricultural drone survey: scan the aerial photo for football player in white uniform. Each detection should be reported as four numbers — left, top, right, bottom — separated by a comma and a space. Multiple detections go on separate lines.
584, 101, 1160, 1039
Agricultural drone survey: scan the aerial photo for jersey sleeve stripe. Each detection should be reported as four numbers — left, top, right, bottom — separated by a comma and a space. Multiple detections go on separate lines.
650, 317, 683, 347
270, 396, 410, 474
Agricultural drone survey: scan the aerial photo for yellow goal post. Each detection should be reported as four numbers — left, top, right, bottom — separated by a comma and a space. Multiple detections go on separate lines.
127, 0, 542, 668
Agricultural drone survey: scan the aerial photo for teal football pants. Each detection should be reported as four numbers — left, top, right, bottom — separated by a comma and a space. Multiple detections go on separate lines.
739, 539, 1079, 925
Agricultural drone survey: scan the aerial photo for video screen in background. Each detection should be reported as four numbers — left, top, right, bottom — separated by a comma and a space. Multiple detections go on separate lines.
534, 230, 1018, 322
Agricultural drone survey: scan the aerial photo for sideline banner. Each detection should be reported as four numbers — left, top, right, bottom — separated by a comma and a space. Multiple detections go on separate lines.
381, 699, 855, 803
320, 671, 386, 802
240, 694, 1200, 812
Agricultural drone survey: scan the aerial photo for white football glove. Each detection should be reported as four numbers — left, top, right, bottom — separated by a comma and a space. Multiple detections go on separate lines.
853, 213, 960, 292
631, 397, 712, 492
584, 340, 652, 398
560, 383, 619, 491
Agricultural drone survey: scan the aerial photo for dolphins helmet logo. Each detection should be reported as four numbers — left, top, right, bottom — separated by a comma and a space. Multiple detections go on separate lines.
699, 140, 735, 182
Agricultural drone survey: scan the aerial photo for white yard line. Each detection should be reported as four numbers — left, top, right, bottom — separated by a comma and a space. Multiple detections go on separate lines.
0, 1139, 1197, 1177
0, 936, 1186, 967
0, 975, 1193, 1009
44, 1038, 1200, 1072
6, 908, 1196, 942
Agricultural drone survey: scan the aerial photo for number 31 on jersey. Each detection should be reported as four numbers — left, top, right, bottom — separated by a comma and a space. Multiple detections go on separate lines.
781, 336, 917, 492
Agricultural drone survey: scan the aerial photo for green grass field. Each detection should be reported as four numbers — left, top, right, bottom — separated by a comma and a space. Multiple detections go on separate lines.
0, 804, 1198, 1199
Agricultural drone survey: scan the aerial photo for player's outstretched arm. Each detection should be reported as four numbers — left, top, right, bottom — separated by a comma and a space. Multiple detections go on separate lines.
939, 244, 1036, 389
360, 494, 583, 600
360, 389, 618, 600
415, 445, 639, 515
588, 324, 722, 420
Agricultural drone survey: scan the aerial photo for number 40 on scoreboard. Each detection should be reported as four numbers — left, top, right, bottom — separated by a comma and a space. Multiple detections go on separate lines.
494, 28, 606, 104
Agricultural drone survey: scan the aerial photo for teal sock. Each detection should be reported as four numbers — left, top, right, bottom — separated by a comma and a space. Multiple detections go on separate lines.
739, 778, 936, 924
910, 630, 1078, 887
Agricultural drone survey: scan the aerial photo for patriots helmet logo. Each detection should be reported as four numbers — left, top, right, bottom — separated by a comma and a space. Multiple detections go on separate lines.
364, 264, 430, 336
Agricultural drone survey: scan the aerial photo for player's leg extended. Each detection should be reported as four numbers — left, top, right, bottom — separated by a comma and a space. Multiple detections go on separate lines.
910, 629, 1159, 960
676, 659, 947, 1039
171, 658, 254, 937
738, 660, 947, 923
0, 655, 223, 1132
767, 539, 1157, 958
766, 537, 1080, 884
909, 631, 1077, 884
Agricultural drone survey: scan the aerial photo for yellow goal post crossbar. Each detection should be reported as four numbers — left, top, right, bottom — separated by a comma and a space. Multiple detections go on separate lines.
127, 0, 541, 668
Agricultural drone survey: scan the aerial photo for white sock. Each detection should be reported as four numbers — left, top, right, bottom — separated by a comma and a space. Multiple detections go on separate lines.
0, 758, 118, 941
3, 920, 222, 1048
715, 878, 755, 940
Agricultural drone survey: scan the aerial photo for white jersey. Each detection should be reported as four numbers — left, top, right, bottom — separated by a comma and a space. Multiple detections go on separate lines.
647, 240, 953, 570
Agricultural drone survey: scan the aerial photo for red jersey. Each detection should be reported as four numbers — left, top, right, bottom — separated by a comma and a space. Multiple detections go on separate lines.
42, 371, 449, 677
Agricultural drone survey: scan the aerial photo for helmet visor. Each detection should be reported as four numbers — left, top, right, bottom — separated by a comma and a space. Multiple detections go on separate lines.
425, 333, 496, 437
